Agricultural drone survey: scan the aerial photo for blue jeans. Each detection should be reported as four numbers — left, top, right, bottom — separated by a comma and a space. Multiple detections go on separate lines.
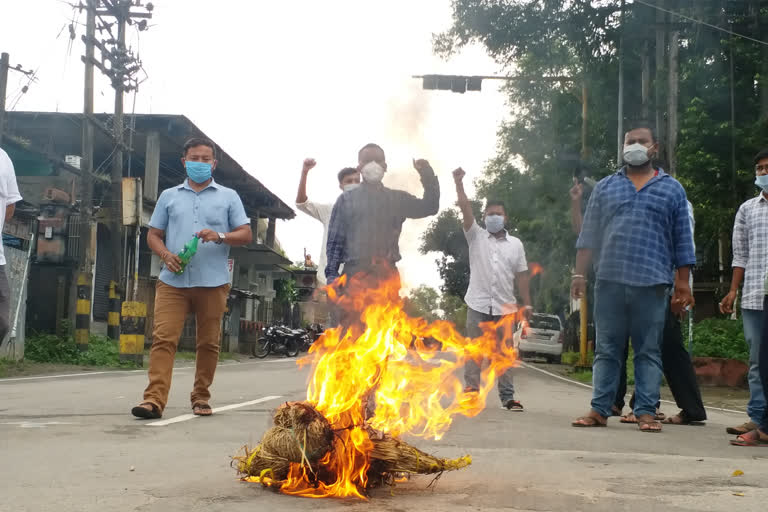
591, 280, 668, 418
742, 309, 766, 425
464, 307, 516, 404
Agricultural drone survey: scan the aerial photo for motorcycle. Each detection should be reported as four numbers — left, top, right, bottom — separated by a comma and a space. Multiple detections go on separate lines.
252, 324, 301, 358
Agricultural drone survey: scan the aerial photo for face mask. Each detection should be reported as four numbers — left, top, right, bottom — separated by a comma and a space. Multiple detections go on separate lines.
186, 161, 212, 183
623, 143, 651, 167
361, 161, 385, 184
755, 174, 768, 191
342, 183, 359, 193
485, 214, 505, 234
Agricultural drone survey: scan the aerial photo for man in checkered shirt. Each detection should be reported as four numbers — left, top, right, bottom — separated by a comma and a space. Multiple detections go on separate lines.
719, 148, 768, 437
570, 123, 696, 433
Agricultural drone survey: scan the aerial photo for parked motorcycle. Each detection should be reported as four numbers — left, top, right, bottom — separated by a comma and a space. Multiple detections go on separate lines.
252, 324, 300, 358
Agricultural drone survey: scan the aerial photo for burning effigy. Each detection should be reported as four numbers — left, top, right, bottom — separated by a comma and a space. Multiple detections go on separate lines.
233, 273, 520, 499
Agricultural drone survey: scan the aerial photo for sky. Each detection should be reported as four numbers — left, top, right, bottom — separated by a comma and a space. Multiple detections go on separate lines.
0, 0, 508, 293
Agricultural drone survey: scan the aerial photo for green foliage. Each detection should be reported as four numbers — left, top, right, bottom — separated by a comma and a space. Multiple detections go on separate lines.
25, 333, 129, 367
274, 278, 299, 304
0, 359, 24, 378
404, 286, 468, 331
682, 317, 749, 361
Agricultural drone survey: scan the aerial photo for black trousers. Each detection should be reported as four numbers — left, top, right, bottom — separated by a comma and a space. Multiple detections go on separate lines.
615, 309, 706, 421
758, 297, 768, 432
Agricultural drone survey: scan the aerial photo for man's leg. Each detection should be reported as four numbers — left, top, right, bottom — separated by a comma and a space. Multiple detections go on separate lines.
759, 299, 768, 435
0, 267, 10, 342
142, 282, 190, 412
190, 284, 229, 409
627, 285, 667, 420
497, 314, 516, 405
589, 280, 630, 418
742, 309, 766, 426
464, 307, 485, 392
615, 340, 629, 413
661, 309, 706, 421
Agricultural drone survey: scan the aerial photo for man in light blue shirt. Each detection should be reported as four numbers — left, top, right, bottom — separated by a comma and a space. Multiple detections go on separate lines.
132, 138, 252, 420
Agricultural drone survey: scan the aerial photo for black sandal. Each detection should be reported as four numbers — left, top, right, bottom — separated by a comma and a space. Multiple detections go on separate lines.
131, 402, 162, 419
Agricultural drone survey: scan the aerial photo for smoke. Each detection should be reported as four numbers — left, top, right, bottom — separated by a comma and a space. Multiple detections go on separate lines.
378, 82, 443, 294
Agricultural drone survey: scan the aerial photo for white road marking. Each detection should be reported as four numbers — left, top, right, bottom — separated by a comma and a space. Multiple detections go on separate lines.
1, 421, 76, 428
0, 358, 299, 383
521, 361, 747, 415
146, 395, 282, 427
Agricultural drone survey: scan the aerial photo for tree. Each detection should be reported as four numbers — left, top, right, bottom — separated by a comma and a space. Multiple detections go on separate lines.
427, 0, 768, 309
403, 285, 441, 323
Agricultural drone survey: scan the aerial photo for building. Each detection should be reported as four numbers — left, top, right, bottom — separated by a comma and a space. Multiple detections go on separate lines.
3, 111, 295, 355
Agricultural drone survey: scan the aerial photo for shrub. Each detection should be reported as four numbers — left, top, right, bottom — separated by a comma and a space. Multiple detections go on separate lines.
682, 317, 749, 361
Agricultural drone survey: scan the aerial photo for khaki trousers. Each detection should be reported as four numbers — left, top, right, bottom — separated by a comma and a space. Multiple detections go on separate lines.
143, 281, 229, 411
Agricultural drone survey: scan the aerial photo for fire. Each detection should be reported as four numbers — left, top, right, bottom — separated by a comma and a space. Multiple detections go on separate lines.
259, 271, 521, 499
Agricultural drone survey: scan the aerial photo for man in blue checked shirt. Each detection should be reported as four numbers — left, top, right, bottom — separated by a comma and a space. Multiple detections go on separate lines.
570, 123, 695, 433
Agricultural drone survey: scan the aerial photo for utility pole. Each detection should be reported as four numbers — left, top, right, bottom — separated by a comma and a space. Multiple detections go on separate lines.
111, 4, 126, 291
74, 0, 98, 350
0, 52, 34, 146
617, 0, 626, 164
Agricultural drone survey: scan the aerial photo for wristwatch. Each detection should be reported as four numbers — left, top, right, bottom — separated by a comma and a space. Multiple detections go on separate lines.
216, 232, 226, 245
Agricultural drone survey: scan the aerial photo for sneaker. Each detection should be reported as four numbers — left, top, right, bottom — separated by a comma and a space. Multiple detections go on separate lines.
726, 421, 758, 435
503, 400, 524, 412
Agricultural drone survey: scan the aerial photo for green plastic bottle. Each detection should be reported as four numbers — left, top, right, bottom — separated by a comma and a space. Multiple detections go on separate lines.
174, 235, 199, 275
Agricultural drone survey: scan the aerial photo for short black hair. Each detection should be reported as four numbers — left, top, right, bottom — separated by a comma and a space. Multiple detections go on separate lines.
625, 121, 657, 143
754, 149, 768, 165
183, 137, 217, 159
337, 167, 358, 184
485, 200, 507, 214
358, 143, 385, 159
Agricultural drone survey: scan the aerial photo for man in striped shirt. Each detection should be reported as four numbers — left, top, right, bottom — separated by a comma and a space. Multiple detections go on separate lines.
720, 148, 768, 436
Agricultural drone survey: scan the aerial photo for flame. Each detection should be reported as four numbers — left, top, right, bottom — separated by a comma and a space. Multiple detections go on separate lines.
528, 262, 543, 277
273, 272, 521, 498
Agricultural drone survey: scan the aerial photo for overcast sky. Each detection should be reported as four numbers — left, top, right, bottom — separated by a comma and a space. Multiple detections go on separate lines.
1, 0, 508, 293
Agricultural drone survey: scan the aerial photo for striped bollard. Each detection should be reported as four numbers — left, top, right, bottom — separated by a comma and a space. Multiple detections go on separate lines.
107, 281, 121, 340
75, 274, 91, 351
119, 301, 147, 366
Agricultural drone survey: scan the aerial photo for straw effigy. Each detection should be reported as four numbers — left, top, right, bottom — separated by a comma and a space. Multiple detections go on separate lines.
233, 401, 471, 486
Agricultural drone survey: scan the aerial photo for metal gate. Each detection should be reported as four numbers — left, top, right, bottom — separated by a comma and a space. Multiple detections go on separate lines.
93, 224, 112, 321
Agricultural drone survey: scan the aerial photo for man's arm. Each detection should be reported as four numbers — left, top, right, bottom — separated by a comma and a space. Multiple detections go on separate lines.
398, 159, 440, 219
671, 194, 696, 309
197, 224, 253, 246
325, 197, 346, 282
571, 249, 594, 299
453, 168, 475, 231
721, 204, 747, 313
147, 227, 182, 274
296, 158, 315, 205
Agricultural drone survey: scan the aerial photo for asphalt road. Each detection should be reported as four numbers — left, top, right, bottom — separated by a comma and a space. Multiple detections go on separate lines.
1, 358, 766, 512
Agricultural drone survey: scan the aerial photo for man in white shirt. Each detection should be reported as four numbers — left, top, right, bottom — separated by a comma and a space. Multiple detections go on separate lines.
454, 168, 531, 411
0, 148, 22, 343
295, 158, 360, 285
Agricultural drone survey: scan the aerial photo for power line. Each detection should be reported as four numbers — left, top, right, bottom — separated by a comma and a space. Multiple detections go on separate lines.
632, 0, 768, 47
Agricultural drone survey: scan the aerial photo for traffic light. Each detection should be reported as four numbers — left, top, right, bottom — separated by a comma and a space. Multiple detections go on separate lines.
421, 75, 483, 94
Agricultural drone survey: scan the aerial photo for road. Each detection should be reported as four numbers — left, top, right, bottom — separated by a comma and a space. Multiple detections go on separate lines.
1, 358, 766, 512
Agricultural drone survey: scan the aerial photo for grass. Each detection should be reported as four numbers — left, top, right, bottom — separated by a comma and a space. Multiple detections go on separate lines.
0, 358, 25, 378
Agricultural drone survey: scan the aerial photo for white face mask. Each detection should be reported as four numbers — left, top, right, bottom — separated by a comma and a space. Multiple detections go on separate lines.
361, 161, 385, 184
623, 143, 651, 167
342, 183, 359, 193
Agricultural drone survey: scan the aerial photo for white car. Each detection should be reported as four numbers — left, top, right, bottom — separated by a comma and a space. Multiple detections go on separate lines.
515, 313, 564, 363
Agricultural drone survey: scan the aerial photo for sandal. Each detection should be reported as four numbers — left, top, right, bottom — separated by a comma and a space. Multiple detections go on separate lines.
621, 410, 665, 424
729, 429, 768, 447
192, 402, 213, 416
662, 411, 705, 426
637, 414, 662, 433
572, 413, 607, 428
726, 421, 758, 436
611, 405, 623, 417
131, 402, 162, 419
